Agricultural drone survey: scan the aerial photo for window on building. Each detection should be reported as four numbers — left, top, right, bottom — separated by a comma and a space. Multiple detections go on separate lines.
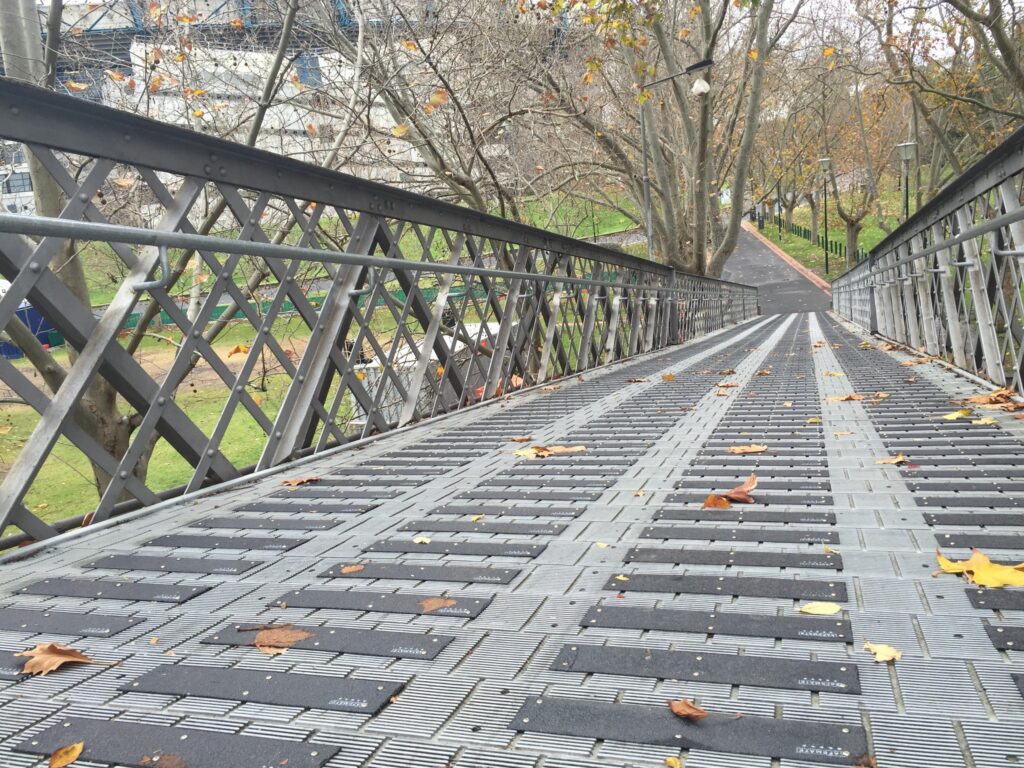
4, 172, 33, 194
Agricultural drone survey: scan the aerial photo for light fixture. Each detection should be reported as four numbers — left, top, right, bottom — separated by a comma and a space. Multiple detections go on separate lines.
896, 142, 917, 163
819, 157, 832, 172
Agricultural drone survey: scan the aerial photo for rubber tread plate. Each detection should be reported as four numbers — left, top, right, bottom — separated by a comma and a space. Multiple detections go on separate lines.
201, 622, 453, 659
13, 718, 337, 768
193, 516, 337, 530
605, 573, 847, 600
642, 526, 839, 544
510, 696, 867, 765
273, 588, 490, 618
144, 534, 305, 551
552, 643, 860, 693
0, 650, 24, 680
16, 578, 209, 603
398, 520, 566, 535
319, 562, 519, 584
935, 533, 1024, 550
0, 607, 142, 637
653, 509, 836, 524
583, 605, 851, 642
124, 664, 403, 714
364, 540, 545, 557
625, 547, 841, 569
967, 589, 1024, 611
84, 555, 261, 575
986, 624, 1024, 650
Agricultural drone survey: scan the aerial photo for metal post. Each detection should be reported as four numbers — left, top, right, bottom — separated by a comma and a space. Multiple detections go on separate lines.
956, 206, 1006, 385
639, 104, 654, 264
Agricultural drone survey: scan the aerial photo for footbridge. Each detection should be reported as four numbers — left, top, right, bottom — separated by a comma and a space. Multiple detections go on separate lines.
0, 81, 1022, 768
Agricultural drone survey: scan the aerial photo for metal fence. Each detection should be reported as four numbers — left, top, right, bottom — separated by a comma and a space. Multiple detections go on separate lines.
0, 80, 757, 545
832, 124, 1024, 391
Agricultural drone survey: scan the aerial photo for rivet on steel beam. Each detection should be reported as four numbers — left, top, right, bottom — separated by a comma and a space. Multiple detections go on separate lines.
207, 449, 215, 457
10, 107, 19, 115
119, 471, 129, 478
29, 262, 40, 272
157, 396, 166, 405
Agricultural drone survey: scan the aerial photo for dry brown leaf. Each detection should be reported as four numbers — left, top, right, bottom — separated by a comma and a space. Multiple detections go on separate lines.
833, 431, 853, 437
900, 356, 937, 367
826, 394, 865, 402
715, 389, 731, 397
667, 698, 708, 721
661, 373, 677, 382
420, 597, 457, 614
703, 494, 732, 509
281, 476, 320, 487
875, 454, 908, 465
254, 626, 314, 655
718, 369, 736, 375
513, 445, 586, 459
854, 755, 878, 768
625, 377, 648, 383
972, 417, 996, 425
510, 436, 533, 443
756, 369, 771, 376
782, 401, 793, 407
340, 564, 365, 574
823, 544, 841, 555
48, 742, 84, 768
880, 342, 899, 351
812, 341, 826, 348
806, 417, 822, 424
715, 382, 738, 388
727, 444, 767, 455
540, 385, 561, 391
722, 473, 758, 504
824, 370, 844, 377
634, 490, 646, 497
15, 643, 102, 676
413, 536, 432, 544
963, 387, 1016, 405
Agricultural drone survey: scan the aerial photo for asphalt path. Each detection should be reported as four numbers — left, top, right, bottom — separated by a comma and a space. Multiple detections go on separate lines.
721, 228, 831, 315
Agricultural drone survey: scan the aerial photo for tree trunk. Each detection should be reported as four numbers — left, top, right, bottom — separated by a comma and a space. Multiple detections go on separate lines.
807, 194, 818, 244
844, 221, 861, 268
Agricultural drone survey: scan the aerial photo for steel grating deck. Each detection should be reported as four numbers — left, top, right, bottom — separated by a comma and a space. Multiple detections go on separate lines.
1, 311, 1023, 767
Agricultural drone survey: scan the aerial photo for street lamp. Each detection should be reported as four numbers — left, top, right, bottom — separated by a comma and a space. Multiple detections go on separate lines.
639, 58, 714, 262
819, 157, 831, 275
896, 141, 917, 223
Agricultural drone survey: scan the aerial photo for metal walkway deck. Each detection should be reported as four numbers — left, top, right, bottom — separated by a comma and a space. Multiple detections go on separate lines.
1, 310, 1023, 767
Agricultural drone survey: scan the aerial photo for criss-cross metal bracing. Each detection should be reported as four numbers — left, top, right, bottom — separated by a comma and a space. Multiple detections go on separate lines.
0, 80, 757, 545
832, 124, 1024, 391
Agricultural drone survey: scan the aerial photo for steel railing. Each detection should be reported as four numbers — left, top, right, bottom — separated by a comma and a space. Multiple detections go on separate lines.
832, 124, 1024, 390
0, 79, 757, 545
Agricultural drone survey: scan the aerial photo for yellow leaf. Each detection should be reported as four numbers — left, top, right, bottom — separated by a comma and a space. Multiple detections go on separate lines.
935, 548, 1024, 587
727, 444, 767, 455
806, 417, 822, 424
48, 742, 84, 768
863, 641, 902, 662
0, 425, 10, 435
230, 17, 244, 28
594, 542, 609, 548
783, 401, 793, 407
661, 373, 676, 382
823, 46, 836, 56
824, 370, 844, 377
748, 48, 759, 60
401, 39, 418, 51
972, 417, 996, 425
148, 74, 163, 93
412, 536, 431, 544
833, 431, 853, 437
665, 759, 682, 768
391, 123, 410, 138
251, 393, 264, 406
513, 445, 586, 459
192, 109, 204, 117
756, 369, 771, 376
942, 409, 973, 421
613, 574, 630, 582
104, 69, 125, 82
799, 601, 842, 616
823, 544, 841, 555
228, 344, 249, 357
355, 371, 367, 381
875, 454, 908, 465
827, 394, 865, 402
65, 80, 90, 92
428, 88, 450, 108
469, 514, 484, 522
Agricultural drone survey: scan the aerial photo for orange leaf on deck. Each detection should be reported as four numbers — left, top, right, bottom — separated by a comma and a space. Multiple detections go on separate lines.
727, 444, 767, 455
510, 436, 533, 442
48, 742, 84, 768
15, 643, 102, 676
420, 597, 457, 614
722, 473, 757, 503
281, 476, 321, 487
340, 564, 365, 574
703, 494, 731, 509
254, 625, 314, 655
667, 698, 708, 721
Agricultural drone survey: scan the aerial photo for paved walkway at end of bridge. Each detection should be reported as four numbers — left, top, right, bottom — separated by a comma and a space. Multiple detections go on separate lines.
723, 228, 832, 315
0, 241, 1023, 767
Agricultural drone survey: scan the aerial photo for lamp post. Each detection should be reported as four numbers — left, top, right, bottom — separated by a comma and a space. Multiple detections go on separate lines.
819, 157, 831, 275
896, 141, 917, 223
639, 58, 713, 263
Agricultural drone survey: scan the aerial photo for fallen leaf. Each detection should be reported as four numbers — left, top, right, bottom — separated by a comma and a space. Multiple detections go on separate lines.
254, 626, 314, 655
806, 417, 822, 424
963, 387, 1016, 405
854, 755, 877, 768
703, 494, 732, 509
905, 377, 918, 384
880, 342, 899, 351
48, 742, 84, 768
667, 698, 708, 721
718, 369, 736, 375
281, 476, 320, 487
65, 80, 90, 92
783, 401, 793, 407
625, 377, 648, 383
935, 548, 1024, 587
900, 356, 937, 367
727, 444, 767, 455
833, 431, 852, 437
715, 389, 731, 397
661, 373, 676, 382
594, 542, 609, 548
541, 385, 561, 391
413, 536, 432, 544
469, 514, 484, 522
756, 369, 771, 376
823, 544, 841, 554
799, 601, 842, 615
15, 643, 101, 676
340, 564, 365, 574
513, 445, 587, 459
972, 417, 996, 425
863, 641, 902, 662
613, 575, 630, 582
510, 436, 533, 443
858, 341, 874, 349
824, 371, 844, 377
941, 409, 973, 421
873, 392, 890, 400
722, 473, 757, 504
827, 394, 865, 402
875, 454, 908, 465
634, 490, 646, 497
715, 382, 738, 388
664, 758, 682, 768
227, 344, 249, 357
420, 597, 457, 613
149, 637, 159, 645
